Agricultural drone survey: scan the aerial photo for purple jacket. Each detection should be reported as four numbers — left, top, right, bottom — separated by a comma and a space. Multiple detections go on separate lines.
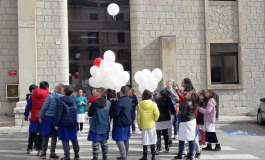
199, 98, 216, 123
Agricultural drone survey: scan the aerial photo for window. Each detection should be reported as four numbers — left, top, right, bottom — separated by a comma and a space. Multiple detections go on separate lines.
210, 43, 239, 84
117, 32, 125, 43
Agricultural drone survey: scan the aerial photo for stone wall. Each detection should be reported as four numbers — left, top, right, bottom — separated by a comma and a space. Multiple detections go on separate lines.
130, 0, 206, 93
36, 0, 69, 89
0, 0, 18, 115
131, 0, 265, 115
208, 2, 238, 41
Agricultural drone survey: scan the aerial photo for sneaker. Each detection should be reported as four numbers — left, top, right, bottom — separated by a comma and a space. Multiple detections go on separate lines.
132, 131, 136, 134
195, 152, 201, 158
78, 131, 82, 135
39, 152, 46, 159
37, 150, 42, 156
50, 153, 60, 159
74, 155, 80, 159
173, 155, 183, 159
26, 149, 32, 154
168, 140, 172, 147
174, 135, 178, 139
163, 148, 169, 153
61, 157, 70, 160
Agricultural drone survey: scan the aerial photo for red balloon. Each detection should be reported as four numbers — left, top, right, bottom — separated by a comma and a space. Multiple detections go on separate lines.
73, 72, 78, 79
94, 57, 102, 67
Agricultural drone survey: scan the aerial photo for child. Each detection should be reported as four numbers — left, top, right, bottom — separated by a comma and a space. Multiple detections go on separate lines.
112, 86, 132, 160
137, 90, 160, 160
88, 88, 110, 160
24, 84, 38, 154
197, 90, 207, 147
155, 90, 176, 153
38, 84, 64, 159
76, 89, 88, 134
174, 90, 198, 160
54, 85, 80, 160
199, 90, 221, 151
25, 81, 50, 156
129, 88, 138, 134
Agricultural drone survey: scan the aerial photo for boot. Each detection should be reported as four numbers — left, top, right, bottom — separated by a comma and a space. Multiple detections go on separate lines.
186, 154, 193, 160
150, 144, 156, 160
213, 143, 221, 151
139, 145, 148, 160
156, 135, 162, 152
202, 143, 212, 151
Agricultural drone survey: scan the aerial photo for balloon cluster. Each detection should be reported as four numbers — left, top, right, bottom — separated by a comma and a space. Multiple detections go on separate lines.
134, 68, 163, 93
89, 50, 130, 92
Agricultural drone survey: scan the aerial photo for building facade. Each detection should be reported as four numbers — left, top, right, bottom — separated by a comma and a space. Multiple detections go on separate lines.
0, 0, 264, 125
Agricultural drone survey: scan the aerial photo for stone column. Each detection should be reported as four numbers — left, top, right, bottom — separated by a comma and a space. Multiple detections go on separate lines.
14, 0, 37, 126
160, 36, 176, 87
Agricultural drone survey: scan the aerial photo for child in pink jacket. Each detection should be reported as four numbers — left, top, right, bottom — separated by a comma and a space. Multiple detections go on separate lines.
198, 90, 221, 151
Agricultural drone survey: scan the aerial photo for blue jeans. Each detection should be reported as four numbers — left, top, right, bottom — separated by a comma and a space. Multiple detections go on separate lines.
178, 140, 195, 156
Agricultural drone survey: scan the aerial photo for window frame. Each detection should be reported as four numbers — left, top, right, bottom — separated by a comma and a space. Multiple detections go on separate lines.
210, 51, 239, 84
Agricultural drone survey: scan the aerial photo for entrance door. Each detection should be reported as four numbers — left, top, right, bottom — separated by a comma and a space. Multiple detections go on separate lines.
69, 60, 93, 96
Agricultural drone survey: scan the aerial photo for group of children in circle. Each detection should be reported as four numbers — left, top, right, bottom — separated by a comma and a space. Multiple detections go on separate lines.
24, 77, 220, 160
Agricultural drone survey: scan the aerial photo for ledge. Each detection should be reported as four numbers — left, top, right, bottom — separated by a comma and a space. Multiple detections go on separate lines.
209, 1, 237, 6
208, 84, 244, 90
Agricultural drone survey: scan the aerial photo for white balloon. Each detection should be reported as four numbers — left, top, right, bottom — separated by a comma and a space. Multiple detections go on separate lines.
109, 77, 119, 90
152, 68, 163, 82
119, 71, 130, 85
139, 85, 145, 94
145, 77, 158, 92
90, 66, 100, 76
111, 62, 124, 75
100, 59, 111, 68
75, 53, 80, 59
107, 3, 120, 16
103, 50, 116, 62
142, 69, 152, 77
134, 71, 147, 84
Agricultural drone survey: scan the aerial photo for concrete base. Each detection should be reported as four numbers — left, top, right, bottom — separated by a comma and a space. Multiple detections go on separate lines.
14, 101, 29, 126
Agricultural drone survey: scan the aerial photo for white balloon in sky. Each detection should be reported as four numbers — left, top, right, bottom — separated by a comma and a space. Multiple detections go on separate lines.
107, 3, 120, 16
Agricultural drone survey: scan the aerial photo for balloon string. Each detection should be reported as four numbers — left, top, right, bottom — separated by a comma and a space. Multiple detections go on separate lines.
113, 15, 116, 20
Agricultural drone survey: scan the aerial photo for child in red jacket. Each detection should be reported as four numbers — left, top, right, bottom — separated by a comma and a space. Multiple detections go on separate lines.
24, 81, 49, 155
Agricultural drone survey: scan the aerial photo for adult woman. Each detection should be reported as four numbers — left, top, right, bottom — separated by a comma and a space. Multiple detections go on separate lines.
155, 90, 176, 153
88, 88, 111, 160
199, 90, 221, 151
112, 86, 132, 160
137, 90, 160, 160
174, 91, 198, 160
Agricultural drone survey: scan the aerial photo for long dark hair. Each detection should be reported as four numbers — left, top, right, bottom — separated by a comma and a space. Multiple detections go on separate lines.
183, 78, 194, 92
159, 90, 168, 99
190, 91, 199, 108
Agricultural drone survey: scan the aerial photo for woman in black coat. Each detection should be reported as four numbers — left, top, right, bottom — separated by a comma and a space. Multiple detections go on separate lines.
155, 90, 176, 153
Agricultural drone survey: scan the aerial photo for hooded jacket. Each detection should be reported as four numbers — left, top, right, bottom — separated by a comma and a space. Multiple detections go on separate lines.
31, 88, 49, 121
88, 98, 111, 134
54, 96, 77, 127
199, 98, 216, 123
156, 97, 176, 122
39, 93, 63, 118
112, 96, 132, 127
137, 100, 160, 129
